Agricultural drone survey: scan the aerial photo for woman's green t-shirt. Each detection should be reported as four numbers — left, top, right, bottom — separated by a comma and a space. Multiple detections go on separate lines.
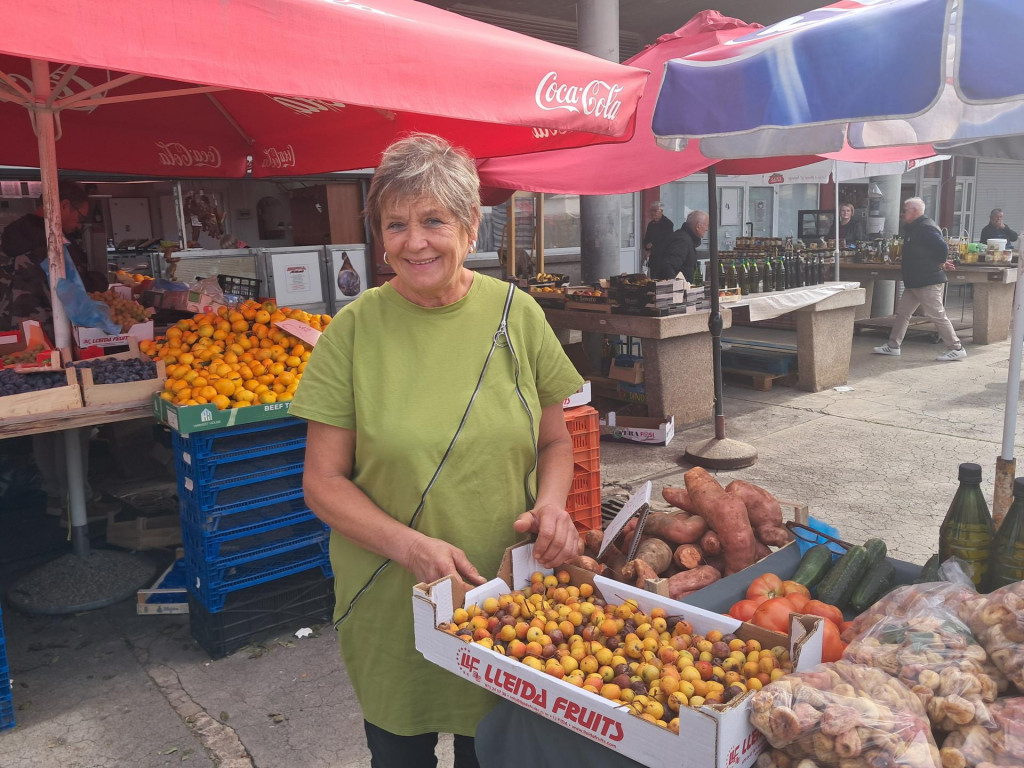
289, 273, 583, 735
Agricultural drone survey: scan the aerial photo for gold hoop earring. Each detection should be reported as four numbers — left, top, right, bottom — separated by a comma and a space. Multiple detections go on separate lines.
383, 252, 389, 265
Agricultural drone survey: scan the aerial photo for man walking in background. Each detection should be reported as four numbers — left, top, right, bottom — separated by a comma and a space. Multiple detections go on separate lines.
873, 197, 966, 362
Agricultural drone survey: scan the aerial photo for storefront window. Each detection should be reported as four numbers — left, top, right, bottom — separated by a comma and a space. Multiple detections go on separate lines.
777, 184, 820, 239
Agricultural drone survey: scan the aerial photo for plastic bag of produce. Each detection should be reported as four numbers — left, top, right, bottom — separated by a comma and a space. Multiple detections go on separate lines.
749, 660, 941, 767
961, 581, 1024, 691
841, 559, 983, 643
41, 245, 120, 334
843, 599, 1006, 732
939, 697, 1024, 768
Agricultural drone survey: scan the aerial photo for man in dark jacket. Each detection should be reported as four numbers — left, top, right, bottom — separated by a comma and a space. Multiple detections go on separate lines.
0, 180, 107, 340
979, 208, 1019, 246
652, 210, 708, 281
873, 197, 965, 361
642, 201, 674, 273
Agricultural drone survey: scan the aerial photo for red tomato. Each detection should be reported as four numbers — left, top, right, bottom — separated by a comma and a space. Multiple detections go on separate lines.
784, 592, 810, 612
750, 597, 796, 633
820, 618, 846, 662
780, 580, 811, 599
728, 599, 760, 622
746, 573, 784, 602
802, 600, 844, 628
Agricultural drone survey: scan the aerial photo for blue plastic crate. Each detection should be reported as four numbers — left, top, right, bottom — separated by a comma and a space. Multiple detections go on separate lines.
178, 469, 305, 513
0, 691, 13, 732
188, 549, 332, 613
172, 418, 307, 462
175, 445, 306, 489
174, 430, 306, 475
182, 516, 328, 566
181, 493, 312, 535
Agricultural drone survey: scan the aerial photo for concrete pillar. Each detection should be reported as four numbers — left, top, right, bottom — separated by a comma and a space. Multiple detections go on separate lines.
870, 175, 903, 316
578, 0, 621, 366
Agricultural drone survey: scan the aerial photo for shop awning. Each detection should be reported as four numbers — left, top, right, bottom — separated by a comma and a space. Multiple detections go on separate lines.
0, 0, 649, 177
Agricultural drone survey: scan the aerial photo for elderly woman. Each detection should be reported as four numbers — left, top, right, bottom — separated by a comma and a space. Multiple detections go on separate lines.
290, 133, 584, 766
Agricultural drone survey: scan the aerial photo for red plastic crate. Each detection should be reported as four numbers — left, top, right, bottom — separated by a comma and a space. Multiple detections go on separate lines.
564, 405, 600, 461
567, 466, 601, 532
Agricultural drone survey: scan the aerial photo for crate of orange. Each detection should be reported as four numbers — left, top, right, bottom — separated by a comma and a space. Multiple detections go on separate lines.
144, 300, 332, 434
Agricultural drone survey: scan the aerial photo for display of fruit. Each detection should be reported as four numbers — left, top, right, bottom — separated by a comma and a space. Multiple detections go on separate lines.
529, 286, 564, 294
567, 287, 605, 298
0, 344, 48, 367
141, 299, 332, 410
0, 369, 69, 396
70, 357, 158, 384
114, 269, 150, 285
534, 273, 566, 284
438, 571, 793, 731
88, 289, 155, 330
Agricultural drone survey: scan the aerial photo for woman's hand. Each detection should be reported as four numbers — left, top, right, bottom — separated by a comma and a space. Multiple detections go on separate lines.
401, 535, 485, 588
514, 502, 582, 568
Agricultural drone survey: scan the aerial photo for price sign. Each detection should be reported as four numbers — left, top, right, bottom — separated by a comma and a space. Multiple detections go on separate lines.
598, 481, 651, 560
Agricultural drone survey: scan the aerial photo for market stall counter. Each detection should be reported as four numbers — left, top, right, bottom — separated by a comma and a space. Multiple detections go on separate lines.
543, 307, 731, 429
838, 261, 1017, 344
729, 282, 866, 392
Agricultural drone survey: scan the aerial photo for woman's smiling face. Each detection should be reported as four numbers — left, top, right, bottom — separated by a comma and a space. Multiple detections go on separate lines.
381, 196, 477, 307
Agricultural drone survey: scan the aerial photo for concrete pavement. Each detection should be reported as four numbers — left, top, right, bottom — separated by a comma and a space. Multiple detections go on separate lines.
1, 325, 1022, 767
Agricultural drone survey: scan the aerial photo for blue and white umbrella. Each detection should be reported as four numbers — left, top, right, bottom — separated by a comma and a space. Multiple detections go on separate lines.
653, 0, 1024, 516
653, 0, 1024, 157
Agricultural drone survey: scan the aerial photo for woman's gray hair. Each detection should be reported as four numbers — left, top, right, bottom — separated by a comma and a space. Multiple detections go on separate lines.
365, 133, 480, 239
903, 197, 926, 215
649, 201, 664, 213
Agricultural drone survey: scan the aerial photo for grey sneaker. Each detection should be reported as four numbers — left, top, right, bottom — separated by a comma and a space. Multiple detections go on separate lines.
936, 346, 967, 361
873, 343, 901, 356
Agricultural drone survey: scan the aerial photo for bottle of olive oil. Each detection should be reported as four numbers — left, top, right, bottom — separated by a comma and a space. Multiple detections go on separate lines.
989, 477, 1024, 590
939, 462, 995, 591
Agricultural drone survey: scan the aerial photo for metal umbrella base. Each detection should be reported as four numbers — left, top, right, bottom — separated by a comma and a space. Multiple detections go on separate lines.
682, 436, 758, 471
6, 550, 157, 615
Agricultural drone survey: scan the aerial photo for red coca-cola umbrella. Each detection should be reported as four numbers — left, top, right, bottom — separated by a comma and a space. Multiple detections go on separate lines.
476, 11, 931, 194
0, 0, 648, 178
0, 0, 648, 560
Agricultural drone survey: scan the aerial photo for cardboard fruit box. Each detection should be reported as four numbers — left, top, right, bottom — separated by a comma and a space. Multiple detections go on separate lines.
74, 320, 154, 350
414, 541, 823, 768
152, 392, 292, 435
600, 413, 675, 446
75, 340, 166, 407
0, 320, 60, 371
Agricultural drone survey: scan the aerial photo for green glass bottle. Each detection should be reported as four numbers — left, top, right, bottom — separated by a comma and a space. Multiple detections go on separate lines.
738, 260, 750, 295
726, 260, 738, 291
718, 258, 727, 290
762, 258, 774, 292
692, 261, 703, 287
939, 462, 996, 591
989, 477, 1024, 590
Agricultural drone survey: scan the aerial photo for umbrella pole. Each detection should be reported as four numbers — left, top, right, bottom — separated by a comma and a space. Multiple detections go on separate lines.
834, 161, 841, 281
31, 59, 89, 557
994, 267, 1024, 527
682, 166, 757, 470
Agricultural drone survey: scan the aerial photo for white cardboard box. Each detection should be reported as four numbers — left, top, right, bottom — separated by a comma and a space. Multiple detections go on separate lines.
74, 320, 154, 350
562, 381, 591, 409
413, 542, 823, 768
600, 413, 675, 446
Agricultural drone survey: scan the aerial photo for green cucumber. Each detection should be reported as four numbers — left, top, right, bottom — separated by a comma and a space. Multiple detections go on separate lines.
915, 554, 941, 584
791, 543, 834, 589
849, 561, 897, 612
862, 538, 888, 568
816, 544, 870, 608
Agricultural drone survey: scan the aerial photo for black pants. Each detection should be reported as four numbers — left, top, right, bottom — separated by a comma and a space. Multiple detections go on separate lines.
363, 721, 480, 768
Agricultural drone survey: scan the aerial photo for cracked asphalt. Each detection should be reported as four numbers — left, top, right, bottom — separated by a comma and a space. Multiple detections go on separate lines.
1, 322, 1022, 766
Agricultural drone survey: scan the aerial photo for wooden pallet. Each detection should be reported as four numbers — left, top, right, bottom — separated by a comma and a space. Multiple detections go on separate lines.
723, 367, 798, 391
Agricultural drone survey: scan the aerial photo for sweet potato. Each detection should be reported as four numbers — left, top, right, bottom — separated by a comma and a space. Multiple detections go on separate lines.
618, 518, 640, 551
641, 509, 707, 545
753, 541, 771, 561
582, 529, 604, 557
725, 479, 794, 547
621, 558, 659, 588
634, 536, 673, 575
661, 486, 698, 514
666, 565, 721, 600
673, 543, 704, 570
699, 529, 721, 557
683, 467, 757, 575
564, 555, 603, 574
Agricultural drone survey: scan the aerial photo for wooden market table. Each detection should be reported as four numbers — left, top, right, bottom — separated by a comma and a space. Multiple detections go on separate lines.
837, 261, 1018, 344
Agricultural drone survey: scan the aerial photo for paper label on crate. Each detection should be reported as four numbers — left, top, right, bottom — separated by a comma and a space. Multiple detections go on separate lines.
182, 451, 192, 466
274, 318, 322, 347
184, 477, 193, 492
599, 482, 651, 559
